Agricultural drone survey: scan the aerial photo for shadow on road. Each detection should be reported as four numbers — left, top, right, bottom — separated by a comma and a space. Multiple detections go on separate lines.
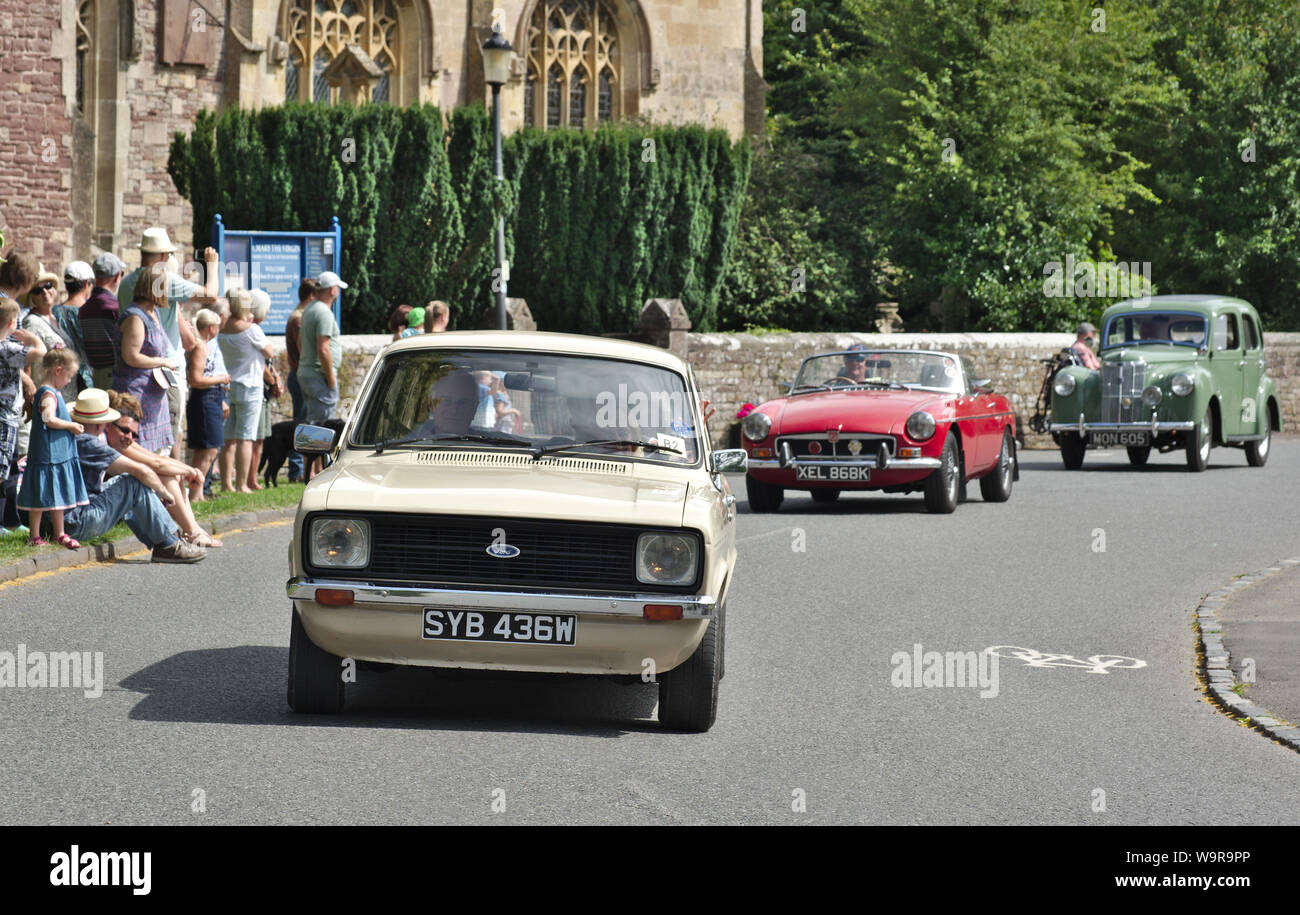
120, 646, 663, 738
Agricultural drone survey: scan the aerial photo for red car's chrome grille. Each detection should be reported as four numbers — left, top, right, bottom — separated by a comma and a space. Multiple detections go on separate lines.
775, 433, 896, 459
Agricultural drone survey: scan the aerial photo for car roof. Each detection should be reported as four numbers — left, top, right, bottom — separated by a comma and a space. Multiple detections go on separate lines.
384, 330, 692, 373
1101, 295, 1256, 319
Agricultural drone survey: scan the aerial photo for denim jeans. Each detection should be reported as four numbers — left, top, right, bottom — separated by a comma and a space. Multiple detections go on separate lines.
65, 475, 180, 549
287, 370, 304, 479
299, 372, 338, 423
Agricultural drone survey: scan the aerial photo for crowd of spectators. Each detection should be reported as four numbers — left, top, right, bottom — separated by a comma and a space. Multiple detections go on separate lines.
0, 227, 355, 563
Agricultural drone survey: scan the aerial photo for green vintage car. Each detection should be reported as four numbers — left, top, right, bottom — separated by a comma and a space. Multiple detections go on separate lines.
1049, 295, 1281, 471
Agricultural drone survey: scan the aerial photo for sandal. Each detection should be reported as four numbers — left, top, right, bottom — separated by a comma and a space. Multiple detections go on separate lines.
184, 529, 223, 548
27, 537, 48, 547
57, 533, 81, 550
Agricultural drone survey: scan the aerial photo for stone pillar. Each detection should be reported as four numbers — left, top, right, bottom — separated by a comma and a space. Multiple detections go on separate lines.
505, 297, 535, 331
637, 298, 691, 357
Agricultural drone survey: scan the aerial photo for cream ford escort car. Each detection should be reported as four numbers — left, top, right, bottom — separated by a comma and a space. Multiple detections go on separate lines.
286, 331, 744, 731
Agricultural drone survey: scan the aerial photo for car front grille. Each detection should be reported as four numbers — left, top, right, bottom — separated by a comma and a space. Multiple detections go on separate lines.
1100, 361, 1147, 423
776, 433, 895, 459
304, 513, 701, 593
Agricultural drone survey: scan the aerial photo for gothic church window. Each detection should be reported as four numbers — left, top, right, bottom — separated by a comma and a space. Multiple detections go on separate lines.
525, 0, 621, 129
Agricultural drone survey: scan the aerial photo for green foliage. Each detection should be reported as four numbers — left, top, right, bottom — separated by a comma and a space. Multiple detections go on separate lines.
168, 104, 748, 334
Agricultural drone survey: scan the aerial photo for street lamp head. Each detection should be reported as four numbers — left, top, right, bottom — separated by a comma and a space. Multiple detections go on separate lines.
481, 26, 513, 87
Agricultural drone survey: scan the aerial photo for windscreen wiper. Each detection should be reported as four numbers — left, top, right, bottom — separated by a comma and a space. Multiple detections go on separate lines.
374, 432, 530, 454
531, 439, 683, 460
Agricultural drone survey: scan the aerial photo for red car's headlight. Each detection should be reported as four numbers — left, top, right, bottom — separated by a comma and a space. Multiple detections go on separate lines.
906, 411, 936, 442
743, 411, 772, 442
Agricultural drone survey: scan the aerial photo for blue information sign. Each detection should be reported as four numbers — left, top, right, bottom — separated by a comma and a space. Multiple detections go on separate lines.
212, 214, 342, 334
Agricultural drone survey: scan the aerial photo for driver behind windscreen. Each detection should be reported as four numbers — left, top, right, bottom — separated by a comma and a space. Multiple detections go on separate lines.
411, 370, 479, 437
840, 344, 870, 382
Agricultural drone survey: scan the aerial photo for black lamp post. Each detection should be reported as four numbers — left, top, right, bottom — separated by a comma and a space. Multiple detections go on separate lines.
481, 26, 513, 331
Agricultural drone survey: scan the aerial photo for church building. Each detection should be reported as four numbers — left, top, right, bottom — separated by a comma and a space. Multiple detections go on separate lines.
0, 0, 765, 267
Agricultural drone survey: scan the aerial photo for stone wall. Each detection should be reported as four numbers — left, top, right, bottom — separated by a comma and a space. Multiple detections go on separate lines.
267, 332, 1300, 450
0, 0, 75, 264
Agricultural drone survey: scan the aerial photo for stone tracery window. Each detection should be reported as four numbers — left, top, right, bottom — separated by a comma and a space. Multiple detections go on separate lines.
283, 0, 400, 103
75, 0, 94, 117
525, 0, 620, 129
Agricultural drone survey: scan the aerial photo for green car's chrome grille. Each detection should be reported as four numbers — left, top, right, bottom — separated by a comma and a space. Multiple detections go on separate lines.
1101, 361, 1147, 423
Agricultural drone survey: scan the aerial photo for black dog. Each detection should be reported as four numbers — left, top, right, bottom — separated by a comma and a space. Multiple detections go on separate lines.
260, 418, 345, 487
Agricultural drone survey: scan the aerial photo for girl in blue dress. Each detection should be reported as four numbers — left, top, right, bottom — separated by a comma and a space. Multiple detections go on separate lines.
17, 349, 89, 548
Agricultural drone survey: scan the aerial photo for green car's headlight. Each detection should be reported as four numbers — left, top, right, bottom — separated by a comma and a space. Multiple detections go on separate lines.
1171, 373, 1194, 396
906, 411, 936, 442
636, 533, 699, 587
1053, 373, 1076, 397
743, 411, 772, 442
310, 518, 371, 569
1142, 385, 1162, 407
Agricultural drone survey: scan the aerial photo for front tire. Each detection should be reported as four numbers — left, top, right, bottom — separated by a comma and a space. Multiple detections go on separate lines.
924, 433, 960, 514
657, 616, 720, 732
1186, 407, 1211, 472
810, 488, 840, 503
1060, 432, 1086, 469
979, 430, 1015, 502
745, 475, 784, 513
1246, 422, 1270, 467
1126, 445, 1151, 466
288, 609, 344, 714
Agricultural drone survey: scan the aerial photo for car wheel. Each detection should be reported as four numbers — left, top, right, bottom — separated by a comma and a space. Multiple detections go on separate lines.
1185, 406, 1211, 472
1246, 422, 1270, 467
923, 433, 960, 514
979, 430, 1015, 502
810, 488, 840, 503
1126, 445, 1151, 466
745, 474, 784, 513
1060, 432, 1086, 469
287, 609, 344, 714
657, 616, 720, 732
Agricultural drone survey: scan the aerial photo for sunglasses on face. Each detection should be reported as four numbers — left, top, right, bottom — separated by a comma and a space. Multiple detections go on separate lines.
112, 423, 136, 439
35, 283, 56, 293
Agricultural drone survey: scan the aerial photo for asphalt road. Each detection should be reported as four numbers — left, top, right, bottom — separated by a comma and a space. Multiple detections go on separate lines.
3, 440, 1299, 825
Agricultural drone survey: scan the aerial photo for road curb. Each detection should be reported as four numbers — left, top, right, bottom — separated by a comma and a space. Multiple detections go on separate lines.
1195, 558, 1300, 753
0, 507, 297, 585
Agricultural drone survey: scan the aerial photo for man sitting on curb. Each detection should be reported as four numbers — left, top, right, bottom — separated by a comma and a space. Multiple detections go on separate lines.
63, 389, 206, 563
104, 390, 222, 549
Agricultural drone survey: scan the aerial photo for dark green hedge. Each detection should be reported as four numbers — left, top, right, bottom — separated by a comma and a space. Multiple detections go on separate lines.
169, 104, 750, 334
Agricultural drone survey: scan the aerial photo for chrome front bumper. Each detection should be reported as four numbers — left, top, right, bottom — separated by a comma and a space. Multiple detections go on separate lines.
287, 578, 717, 620
746, 456, 941, 471
1048, 419, 1196, 434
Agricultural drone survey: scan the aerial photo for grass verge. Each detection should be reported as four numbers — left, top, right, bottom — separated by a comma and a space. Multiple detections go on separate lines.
0, 483, 304, 565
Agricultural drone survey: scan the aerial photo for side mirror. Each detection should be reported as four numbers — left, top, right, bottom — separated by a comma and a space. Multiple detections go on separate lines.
294, 423, 340, 455
777, 380, 793, 394
972, 378, 992, 392
711, 449, 748, 473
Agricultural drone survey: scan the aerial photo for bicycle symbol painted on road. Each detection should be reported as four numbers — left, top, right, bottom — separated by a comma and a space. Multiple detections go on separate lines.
984, 646, 1148, 675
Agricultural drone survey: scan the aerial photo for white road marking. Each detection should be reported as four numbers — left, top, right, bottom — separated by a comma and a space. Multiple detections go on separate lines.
985, 645, 1147, 674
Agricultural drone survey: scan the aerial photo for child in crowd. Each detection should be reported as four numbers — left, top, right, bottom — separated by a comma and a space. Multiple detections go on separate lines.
0, 299, 47, 537
16, 349, 89, 548
490, 372, 521, 434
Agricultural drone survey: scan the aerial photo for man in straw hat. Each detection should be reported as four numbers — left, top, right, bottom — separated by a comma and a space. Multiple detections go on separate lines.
64, 388, 206, 563
117, 227, 220, 459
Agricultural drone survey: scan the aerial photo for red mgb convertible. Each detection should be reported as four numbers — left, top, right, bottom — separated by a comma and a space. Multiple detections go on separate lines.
741, 347, 1018, 513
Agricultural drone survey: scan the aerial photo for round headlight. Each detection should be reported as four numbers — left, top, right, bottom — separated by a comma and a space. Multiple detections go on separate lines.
1142, 385, 1162, 407
1053, 372, 1076, 397
742, 411, 772, 442
1171, 373, 1194, 396
906, 411, 936, 442
310, 518, 371, 568
636, 533, 699, 586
